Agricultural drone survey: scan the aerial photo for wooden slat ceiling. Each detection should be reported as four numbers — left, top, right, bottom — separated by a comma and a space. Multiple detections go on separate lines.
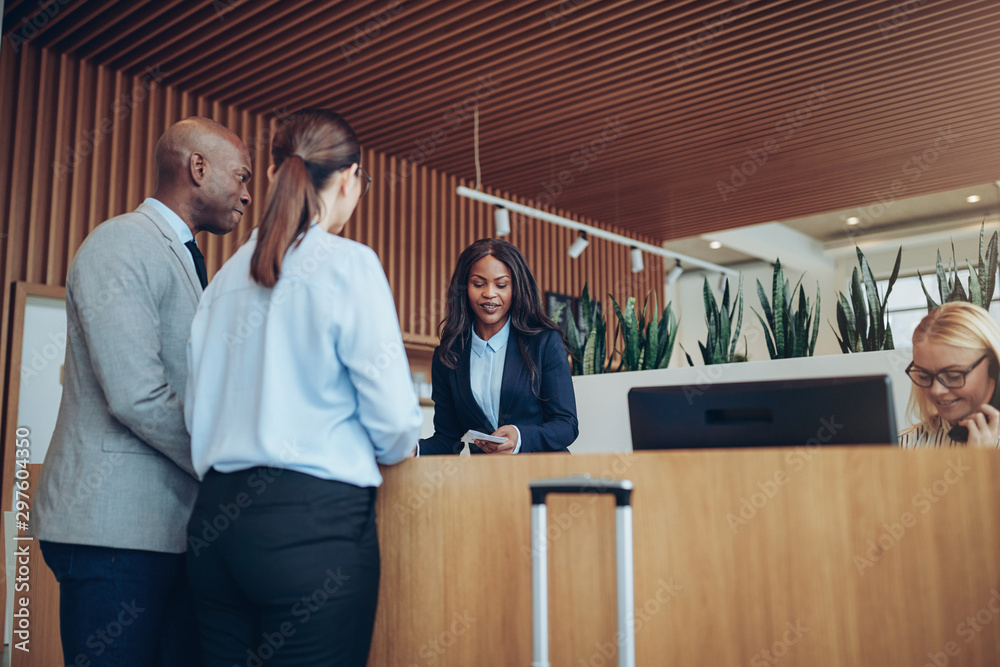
5, 0, 1000, 243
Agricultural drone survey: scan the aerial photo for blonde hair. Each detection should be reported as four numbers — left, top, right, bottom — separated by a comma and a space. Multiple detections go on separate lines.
908, 302, 1000, 423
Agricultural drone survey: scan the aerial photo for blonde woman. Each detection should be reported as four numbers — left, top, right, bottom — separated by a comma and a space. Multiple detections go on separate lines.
899, 302, 1000, 448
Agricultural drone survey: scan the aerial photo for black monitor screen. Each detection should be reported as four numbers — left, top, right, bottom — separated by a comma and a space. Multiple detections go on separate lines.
628, 374, 898, 450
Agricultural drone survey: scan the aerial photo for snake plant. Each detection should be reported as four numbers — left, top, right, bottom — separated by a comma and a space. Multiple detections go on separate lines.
684, 276, 744, 365
552, 283, 608, 375
918, 222, 997, 311
832, 246, 900, 353
753, 258, 820, 359
609, 291, 679, 371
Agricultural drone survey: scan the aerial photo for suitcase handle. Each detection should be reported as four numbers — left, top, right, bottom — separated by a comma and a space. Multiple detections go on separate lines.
529, 474, 633, 506
529, 475, 636, 667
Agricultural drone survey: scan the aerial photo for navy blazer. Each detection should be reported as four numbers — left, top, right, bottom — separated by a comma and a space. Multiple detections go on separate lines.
419, 328, 578, 455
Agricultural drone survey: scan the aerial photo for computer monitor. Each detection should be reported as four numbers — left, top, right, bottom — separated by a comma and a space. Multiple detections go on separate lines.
628, 374, 898, 450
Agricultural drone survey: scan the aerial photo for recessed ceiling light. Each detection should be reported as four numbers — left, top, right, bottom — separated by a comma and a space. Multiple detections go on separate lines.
846, 216, 860, 225
709, 241, 722, 250
967, 195, 981, 203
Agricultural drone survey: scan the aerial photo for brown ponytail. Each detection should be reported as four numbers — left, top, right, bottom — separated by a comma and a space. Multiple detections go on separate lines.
250, 109, 361, 287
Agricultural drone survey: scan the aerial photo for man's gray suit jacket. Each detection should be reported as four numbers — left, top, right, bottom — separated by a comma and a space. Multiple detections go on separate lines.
34, 201, 204, 554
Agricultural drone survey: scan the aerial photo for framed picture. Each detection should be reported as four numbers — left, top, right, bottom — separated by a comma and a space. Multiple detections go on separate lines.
545, 291, 574, 337
5, 282, 67, 468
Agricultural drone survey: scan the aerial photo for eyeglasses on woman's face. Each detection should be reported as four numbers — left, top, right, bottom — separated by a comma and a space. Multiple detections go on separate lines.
905, 354, 989, 389
356, 166, 371, 197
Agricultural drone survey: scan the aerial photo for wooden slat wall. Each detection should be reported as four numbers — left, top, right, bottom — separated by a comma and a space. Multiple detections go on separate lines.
0, 38, 666, 435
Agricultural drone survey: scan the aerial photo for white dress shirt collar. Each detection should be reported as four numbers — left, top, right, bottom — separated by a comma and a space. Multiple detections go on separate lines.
143, 197, 194, 245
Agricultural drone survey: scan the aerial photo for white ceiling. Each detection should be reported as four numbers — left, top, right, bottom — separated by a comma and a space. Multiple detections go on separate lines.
664, 182, 1000, 269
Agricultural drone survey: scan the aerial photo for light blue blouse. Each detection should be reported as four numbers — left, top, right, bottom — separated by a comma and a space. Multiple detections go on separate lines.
186, 225, 422, 486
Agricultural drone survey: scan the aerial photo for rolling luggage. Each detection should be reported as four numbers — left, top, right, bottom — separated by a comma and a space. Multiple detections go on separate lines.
529, 475, 635, 667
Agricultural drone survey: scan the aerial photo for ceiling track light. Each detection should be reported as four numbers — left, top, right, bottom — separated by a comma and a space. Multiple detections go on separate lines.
666, 259, 684, 284
454, 186, 740, 278
630, 246, 644, 273
568, 232, 590, 259
494, 206, 511, 236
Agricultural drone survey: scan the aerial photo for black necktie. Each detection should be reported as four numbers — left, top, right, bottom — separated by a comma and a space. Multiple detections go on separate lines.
185, 239, 208, 289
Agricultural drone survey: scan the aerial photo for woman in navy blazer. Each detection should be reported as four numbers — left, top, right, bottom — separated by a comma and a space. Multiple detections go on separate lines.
420, 238, 578, 455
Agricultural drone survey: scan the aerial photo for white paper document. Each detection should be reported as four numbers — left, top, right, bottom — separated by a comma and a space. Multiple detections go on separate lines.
460, 429, 508, 444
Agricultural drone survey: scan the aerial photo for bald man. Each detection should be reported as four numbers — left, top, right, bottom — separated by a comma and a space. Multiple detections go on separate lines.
34, 117, 251, 666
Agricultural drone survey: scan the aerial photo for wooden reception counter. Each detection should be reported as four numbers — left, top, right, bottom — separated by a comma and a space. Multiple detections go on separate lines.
12, 448, 1000, 666
368, 448, 1000, 666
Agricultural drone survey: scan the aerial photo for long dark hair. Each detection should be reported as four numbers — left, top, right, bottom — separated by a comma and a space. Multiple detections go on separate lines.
438, 238, 561, 388
250, 109, 360, 287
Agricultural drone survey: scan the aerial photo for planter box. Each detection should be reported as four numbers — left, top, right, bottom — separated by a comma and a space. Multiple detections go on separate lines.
570, 349, 914, 454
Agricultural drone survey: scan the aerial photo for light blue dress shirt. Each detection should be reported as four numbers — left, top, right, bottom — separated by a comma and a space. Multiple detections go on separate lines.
469, 318, 522, 453
470, 319, 510, 430
186, 225, 422, 486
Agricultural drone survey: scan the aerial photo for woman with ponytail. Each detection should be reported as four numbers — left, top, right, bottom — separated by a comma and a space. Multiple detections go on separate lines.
185, 109, 421, 666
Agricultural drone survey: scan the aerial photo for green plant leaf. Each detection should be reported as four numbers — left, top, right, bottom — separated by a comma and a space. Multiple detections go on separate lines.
880, 246, 902, 312
935, 249, 947, 304
582, 325, 597, 375
835, 294, 854, 352
755, 278, 775, 336
809, 283, 820, 356
772, 260, 786, 357
662, 306, 678, 369
849, 267, 867, 344
752, 307, 777, 359
729, 277, 744, 362
968, 261, 983, 308
986, 230, 999, 310
834, 302, 852, 353
624, 296, 640, 371
917, 269, 939, 312
858, 249, 881, 346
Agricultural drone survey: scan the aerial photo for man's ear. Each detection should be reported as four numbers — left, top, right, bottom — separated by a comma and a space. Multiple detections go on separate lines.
190, 152, 207, 185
